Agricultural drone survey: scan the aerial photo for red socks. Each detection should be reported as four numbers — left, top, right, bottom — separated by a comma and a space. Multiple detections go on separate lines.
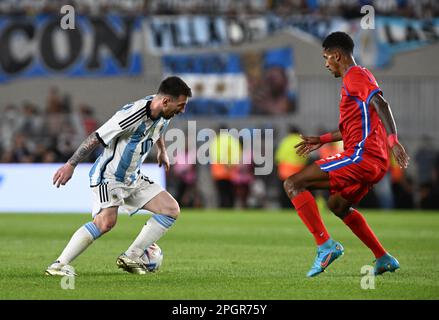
343, 209, 386, 258
291, 191, 330, 245
291, 191, 386, 258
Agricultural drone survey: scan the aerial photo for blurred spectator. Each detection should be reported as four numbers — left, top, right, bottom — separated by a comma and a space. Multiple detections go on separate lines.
374, 171, 395, 209
275, 125, 308, 207
20, 101, 43, 138
171, 142, 202, 208
415, 135, 437, 209
415, 135, 436, 185
429, 152, 439, 209
0, 87, 100, 165
78, 103, 99, 136
0, 104, 23, 152
231, 138, 254, 209
210, 125, 241, 208
56, 124, 84, 162
9, 133, 34, 163
45, 87, 69, 138
389, 153, 415, 208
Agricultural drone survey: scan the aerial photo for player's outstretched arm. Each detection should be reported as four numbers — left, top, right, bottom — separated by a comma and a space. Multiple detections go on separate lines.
156, 136, 170, 172
53, 132, 101, 188
370, 93, 410, 169
294, 130, 342, 156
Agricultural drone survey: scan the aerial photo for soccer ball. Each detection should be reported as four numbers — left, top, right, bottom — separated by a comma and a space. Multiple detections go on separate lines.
140, 243, 163, 272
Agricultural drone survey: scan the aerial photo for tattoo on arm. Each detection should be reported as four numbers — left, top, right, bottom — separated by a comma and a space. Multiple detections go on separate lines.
67, 133, 100, 167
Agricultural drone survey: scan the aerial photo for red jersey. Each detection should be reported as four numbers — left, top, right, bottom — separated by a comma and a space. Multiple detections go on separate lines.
339, 65, 389, 170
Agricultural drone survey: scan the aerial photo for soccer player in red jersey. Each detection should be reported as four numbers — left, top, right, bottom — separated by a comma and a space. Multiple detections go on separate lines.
283, 32, 410, 277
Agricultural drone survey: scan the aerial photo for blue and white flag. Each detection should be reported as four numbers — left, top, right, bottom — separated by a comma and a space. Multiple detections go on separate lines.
162, 47, 296, 117
162, 52, 250, 117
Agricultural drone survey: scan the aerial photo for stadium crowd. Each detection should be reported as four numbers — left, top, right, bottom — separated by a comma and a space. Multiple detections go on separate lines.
0, 0, 438, 19
0, 87, 100, 164
1, 88, 438, 210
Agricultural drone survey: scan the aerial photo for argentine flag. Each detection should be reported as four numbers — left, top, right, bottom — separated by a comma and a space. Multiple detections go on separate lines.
162, 52, 250, 117
162, 47, 295, 117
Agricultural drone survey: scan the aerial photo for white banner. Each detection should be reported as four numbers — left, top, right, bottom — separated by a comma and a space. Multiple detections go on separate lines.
0, 163, 166, 213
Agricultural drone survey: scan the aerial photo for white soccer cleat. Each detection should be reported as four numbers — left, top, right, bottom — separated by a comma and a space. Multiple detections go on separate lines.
45, 261, 77, 276
116, 253, 148, 275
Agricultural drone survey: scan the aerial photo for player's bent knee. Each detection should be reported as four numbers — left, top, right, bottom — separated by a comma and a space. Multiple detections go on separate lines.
93, 216, 117, 234
283, 175, 304, 198
165, 201, 180, 219
327, 199, 350, 219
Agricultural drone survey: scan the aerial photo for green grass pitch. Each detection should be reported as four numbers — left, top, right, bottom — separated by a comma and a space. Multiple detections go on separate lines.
0, 209, 438, 300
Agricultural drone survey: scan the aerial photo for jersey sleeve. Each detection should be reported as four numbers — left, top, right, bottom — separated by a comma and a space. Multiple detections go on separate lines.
95, 99, 149, 146
344, 68, 382, 106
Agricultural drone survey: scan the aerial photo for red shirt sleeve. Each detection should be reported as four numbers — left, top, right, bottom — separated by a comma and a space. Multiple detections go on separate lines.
344, 67, 381, 105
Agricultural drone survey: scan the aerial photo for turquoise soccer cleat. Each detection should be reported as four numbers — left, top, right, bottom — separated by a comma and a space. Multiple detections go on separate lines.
307, 239, 344, 277
374, 253, 400, 275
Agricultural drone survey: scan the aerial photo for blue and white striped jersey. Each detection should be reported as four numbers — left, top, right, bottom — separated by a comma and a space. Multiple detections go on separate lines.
89, 95, 170, 186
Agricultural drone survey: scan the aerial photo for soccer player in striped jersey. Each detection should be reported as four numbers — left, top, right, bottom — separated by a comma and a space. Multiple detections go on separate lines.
283, 32, 410, 277
45, 76, 192, 276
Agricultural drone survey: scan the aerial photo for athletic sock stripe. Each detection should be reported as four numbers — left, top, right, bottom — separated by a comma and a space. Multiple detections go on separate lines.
119, 107, 147, 128
119, 110, 147, 130
84, 222, 101, 239
152, 214, 176, 229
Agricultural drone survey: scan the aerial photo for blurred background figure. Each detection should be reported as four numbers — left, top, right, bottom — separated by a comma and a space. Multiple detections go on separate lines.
171, 141, 202, 208
415, 135, 437, 209
390, 153, 415, 209
231, 137, 254, 209
209, 125, 241, 208
275, 125, 308, 207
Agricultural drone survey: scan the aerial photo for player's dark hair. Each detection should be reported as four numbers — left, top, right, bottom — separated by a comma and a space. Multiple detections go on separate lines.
322, 32, 354, 55
158, 76, 192, 98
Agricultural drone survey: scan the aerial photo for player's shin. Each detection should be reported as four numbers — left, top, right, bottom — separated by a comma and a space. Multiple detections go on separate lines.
343, 209, 386, 258
57, 222, 102, 265
291, 191, 331, 246
125, 214, 176, 258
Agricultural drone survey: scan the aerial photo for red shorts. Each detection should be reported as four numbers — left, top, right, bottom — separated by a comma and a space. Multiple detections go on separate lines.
315, 152, 388, 204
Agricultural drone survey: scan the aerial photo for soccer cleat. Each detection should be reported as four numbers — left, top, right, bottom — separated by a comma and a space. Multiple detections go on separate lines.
45, 261, 77, 276
116, 253, 148, 275
374, 253, 400, 275
306, 240, 344, 277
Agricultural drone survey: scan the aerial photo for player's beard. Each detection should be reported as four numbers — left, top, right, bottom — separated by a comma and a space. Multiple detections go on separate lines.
161, 111, 174, 120
330, 69, 341, 78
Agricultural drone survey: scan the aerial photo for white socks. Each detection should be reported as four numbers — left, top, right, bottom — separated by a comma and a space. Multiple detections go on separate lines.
55, 214, 175, 265
57, 222, 102, 265
126, 214, 176, 258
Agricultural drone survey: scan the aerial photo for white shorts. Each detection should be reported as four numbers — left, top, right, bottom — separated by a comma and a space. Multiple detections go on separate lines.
91, 175, 164, 218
